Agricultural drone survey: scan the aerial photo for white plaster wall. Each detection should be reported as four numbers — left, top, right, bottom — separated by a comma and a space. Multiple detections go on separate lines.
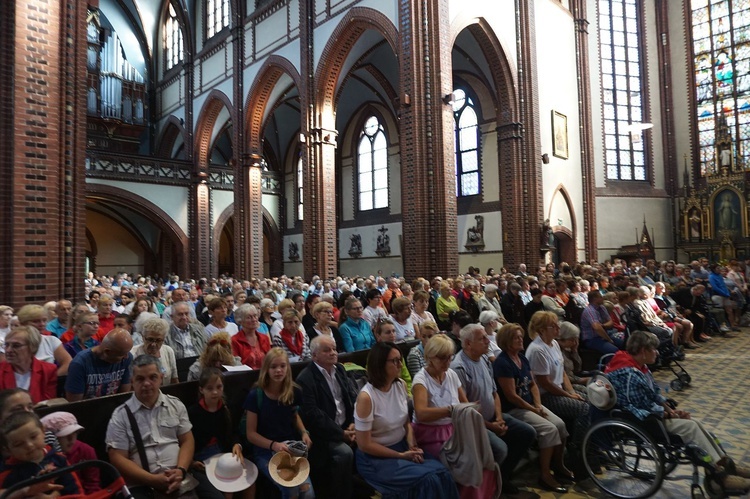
339, 258, 403, 279
161, 77, 184, 116
339, 223, 402, 257
341, 157, 354, 221
481, 124, 499, 203
212, 189, 234, 227
535, 1, 585, 249
283, 233, 304, 277
588, 0, 606, 188
87, 209, 145, 275
85, 178, 189, 234
262, 194, 281, 228
456, 212, 503, 252
450, 1, 517, 66
669, 1, 693, 190
596, 197, 674, 261
200, 45, 232, 90
642, 0, 665, 190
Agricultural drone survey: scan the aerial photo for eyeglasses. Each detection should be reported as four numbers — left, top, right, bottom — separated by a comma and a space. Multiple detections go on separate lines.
144, 337, 165, 345
386, 357, 403, 366
434, 354, 453, 362
5, 342, 28, 350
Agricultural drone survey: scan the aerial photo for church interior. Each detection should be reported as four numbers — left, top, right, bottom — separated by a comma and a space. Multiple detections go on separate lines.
2, 0, 749, 304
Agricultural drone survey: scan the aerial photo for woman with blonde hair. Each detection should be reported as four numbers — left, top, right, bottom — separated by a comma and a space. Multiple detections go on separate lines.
494, 323, 570, 493
436, 282, 459, 330
0, 306, 13, 341
245, 348, 314, 498
187, 331, 242, 381
526, 312, 589, 447
309, 301, 344, 351
16, 305, 71, 376
406, 321, 439, 378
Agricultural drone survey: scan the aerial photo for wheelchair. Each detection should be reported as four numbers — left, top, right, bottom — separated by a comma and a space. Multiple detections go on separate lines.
582, 405, 747, 498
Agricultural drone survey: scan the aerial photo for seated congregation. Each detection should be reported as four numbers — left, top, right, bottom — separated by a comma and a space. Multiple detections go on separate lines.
0, 257, 748, 497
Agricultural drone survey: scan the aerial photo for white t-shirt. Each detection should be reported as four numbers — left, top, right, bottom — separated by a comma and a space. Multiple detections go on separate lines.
36, 335, 62, 364
525, 336, 565, 394
205, 322, 239, 338
132, 344, 178, 385
392, 318, 416, 342
412, 368, 461, 425
355, 382, 408, 447
14, 371, 31, 390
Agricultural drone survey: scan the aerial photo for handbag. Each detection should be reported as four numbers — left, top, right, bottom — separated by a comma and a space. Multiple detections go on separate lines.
125, 405, 199, 498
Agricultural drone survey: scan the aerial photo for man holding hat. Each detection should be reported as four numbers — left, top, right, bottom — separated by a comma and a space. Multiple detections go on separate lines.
297, 335, 358, 499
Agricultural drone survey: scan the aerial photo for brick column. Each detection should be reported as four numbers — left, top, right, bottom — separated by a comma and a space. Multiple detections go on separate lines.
399, 0, 458, 280
514, 0, 544, 268
571, 0, 598, 260
0, 0, 87, 308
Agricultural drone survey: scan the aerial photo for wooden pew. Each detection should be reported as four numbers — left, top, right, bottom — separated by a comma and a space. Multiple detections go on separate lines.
33, 345, 390, 460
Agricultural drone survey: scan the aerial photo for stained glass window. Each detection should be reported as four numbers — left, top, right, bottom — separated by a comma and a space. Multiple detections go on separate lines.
691, 0, 750, 176
358, 116, 388, 211
599, 0, 647, 181
452, 89, 481, 196
207, 0, 230, 39
165, 3, 183, 70
297, 156, 304, 221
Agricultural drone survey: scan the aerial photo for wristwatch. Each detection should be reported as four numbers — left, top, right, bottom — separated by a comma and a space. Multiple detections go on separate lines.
177, 466, 188, 480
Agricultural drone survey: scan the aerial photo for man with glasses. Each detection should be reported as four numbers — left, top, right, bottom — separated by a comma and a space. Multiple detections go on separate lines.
451, 324, 535, 494
65, 328, 133, 401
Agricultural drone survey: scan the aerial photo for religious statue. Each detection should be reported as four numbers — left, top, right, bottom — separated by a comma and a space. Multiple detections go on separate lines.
348, 233, 362, 258
465, 215, 485, 252
717, 192, 739, 231
375, 226, 390, 256
689, 209, 701, 239
541, 219, 554, 248
288, 242, 300, 261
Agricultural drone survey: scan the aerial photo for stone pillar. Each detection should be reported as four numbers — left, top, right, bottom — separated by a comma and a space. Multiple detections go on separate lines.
571, 0, 598, 260
0, 0, 87, 307
399, 0, 458, 280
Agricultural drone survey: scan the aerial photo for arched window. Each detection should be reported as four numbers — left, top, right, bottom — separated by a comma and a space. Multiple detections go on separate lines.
599, 0, 647, 181
358, 116, 388, 211
452, 89, 480, 196
691, 0, 750, 176
207, 0, 230, 39
297, 156, 304, 221
165, 3, 184, 70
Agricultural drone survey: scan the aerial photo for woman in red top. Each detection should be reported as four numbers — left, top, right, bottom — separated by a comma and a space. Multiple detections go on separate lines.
0, 327, 57, 403
232, 304, 271, 369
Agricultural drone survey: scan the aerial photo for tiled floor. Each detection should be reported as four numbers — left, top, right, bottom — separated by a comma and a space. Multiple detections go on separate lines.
507, 330, 750, 498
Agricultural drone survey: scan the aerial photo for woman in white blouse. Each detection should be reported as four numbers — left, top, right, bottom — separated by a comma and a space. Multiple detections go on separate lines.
355, 342, 459, 499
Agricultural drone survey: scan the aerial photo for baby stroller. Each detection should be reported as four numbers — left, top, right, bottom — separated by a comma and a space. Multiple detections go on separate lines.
621, 306, 692, 391
0, 460, 132, 499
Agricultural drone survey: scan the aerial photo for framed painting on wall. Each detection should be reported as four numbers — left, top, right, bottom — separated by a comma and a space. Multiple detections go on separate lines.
552, 110, 568, 160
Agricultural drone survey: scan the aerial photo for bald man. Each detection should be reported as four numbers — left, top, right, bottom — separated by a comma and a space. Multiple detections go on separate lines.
65, 328, 133, 402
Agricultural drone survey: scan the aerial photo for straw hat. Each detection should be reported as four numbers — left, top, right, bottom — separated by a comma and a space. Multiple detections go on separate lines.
268, 451, 310, 488
204, 453, 258, 493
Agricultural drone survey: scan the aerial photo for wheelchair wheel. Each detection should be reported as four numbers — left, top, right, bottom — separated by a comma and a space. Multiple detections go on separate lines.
704, 476, 725, 499
670, 379, 684, 391
583, 419, 665, 498
679, 372, 692, 385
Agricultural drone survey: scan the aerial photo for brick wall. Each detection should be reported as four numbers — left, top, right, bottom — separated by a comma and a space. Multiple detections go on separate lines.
0, 0, 87, 308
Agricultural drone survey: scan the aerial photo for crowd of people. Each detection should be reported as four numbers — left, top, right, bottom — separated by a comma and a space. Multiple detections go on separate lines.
0, 256, 749, 497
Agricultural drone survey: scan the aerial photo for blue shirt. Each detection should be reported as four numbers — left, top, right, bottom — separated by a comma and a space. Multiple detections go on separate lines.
65, 348, 132, 399
493, 352, 534, 411
45, 318, 67, 338
338, 319, 374, 352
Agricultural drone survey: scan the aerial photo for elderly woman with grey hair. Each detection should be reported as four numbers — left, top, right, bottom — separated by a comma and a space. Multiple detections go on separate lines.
477, 310, 502, 360
0, 326, 57, 403
556, 322, 590, 393
477, 284, 506, 322
131, 317, 178, 385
